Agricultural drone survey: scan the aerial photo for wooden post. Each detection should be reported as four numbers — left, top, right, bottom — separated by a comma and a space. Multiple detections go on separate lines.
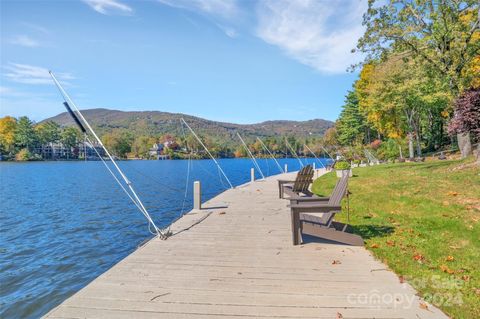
193, 181, 201, 210
284, 164, 288, 173
251, 168, 255, 182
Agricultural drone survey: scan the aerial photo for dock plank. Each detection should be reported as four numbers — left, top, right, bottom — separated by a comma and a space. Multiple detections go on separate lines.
45, 172, 448, 319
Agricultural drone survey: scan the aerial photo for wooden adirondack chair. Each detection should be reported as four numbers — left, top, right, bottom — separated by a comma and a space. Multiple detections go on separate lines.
288, 174, 363, 246
278, 165, 314, 199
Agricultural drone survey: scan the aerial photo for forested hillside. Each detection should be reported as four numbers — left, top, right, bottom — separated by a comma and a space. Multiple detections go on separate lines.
44, 108, 333, 148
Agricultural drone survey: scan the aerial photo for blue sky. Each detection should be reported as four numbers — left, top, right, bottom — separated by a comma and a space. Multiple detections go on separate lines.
0, 0, 366, 123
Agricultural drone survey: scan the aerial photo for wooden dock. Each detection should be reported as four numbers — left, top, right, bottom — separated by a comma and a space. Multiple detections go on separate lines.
45, 171, 447, 319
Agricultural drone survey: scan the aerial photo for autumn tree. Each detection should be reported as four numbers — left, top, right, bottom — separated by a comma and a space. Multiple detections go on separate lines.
356, 0, 480, 93
448, 88, 480, 142
356, 56, 451, 157
0, 116, 17, 155
102, 130, 133, 158
132, 136, 156, 158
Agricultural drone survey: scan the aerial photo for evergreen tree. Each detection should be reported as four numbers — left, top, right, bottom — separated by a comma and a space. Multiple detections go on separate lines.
336, 90, 366, 146
35, 121, 61, 145
15, 116, 37, 149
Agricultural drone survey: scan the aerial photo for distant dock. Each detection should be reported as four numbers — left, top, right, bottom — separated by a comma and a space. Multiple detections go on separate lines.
45, 171, 447, 318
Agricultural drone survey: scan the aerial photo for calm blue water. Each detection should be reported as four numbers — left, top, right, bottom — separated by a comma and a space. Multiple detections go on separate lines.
0, 157, 330, 318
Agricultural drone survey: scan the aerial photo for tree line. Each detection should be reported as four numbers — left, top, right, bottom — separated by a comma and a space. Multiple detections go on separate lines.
331, 1, 479, 161
0, 115, 338, 161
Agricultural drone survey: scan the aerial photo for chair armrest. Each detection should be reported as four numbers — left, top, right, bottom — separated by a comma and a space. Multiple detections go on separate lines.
278, 180, 295, 184
289, 196, 330, 205
289, 202, 342, 213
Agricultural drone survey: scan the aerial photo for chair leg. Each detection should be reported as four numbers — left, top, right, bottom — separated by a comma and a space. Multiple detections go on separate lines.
291, 211, 302, 245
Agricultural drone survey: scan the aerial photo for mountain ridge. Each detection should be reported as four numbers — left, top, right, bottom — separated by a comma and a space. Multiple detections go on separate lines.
44, 108, 334, 144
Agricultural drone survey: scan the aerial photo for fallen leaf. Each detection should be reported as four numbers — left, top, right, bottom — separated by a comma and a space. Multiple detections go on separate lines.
446, 256, 455, 262
447, 191, 459, 196
370, 243, 380, 248
419, 302, 429, 310
399, 275, 405, 283
440, 265, 455, 274
332, 260, 342, 265
386, 240, 395, 247
336, 312, 344, 319
413, 254, 424, 262
462, 275, 470, 281
219, 212, 226, 215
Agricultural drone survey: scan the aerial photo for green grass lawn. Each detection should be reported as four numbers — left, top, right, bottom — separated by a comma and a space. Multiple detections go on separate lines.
312, 158, 480, 319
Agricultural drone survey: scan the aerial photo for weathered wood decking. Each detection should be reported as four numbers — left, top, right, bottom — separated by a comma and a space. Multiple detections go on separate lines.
45, 171, 448, 319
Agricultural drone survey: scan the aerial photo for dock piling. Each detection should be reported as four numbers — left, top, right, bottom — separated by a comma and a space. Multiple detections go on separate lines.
193, 181, 201, 210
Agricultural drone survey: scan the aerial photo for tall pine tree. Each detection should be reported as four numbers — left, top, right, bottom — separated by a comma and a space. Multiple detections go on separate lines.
336, 89, 368, 146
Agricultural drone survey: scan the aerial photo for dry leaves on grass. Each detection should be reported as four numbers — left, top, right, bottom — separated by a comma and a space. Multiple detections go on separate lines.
446, 255, 455, 262
447, 191, 459, 196
413, 253, 424, 262
370, 243, 380, 248
440, 265, 455, 274
386, 240, 395, 247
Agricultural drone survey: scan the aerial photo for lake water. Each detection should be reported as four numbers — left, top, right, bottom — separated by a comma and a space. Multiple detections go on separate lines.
0, 157, 330, 318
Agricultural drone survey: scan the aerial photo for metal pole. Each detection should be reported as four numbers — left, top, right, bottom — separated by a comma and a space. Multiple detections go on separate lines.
256, 137, 284, 173
181, 118, 234, 189
49, 71, 164, 238
237, 133, 265, 180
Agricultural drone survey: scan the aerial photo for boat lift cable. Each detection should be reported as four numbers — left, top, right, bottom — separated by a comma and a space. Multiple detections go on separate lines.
49, 71, 168, 239
179, 120, 193, 215
285, 138, 304, 168
180, 118, 233, 189
321, 145, 334, 161
257, 137, 284, 173
304, 144, 326, 169
84, 137, 143, 213
179, 120, 229, 190
237, 133, 265, 180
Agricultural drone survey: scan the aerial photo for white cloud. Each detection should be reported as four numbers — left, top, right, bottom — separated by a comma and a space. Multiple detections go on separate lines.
256, 0, 366, 74
83, 0, 133, 15
217, 24, 238, 38
21, 22, 49, 34
158, 0, 238, 18
158, 0, 240, 37
0, 86, 13, 95
11, 35, 40, 47
4, 63, 74, 85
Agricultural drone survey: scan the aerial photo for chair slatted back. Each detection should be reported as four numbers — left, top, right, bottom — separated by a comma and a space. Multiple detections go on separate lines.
292, 165, 314, 193
327, 174, 349, 206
